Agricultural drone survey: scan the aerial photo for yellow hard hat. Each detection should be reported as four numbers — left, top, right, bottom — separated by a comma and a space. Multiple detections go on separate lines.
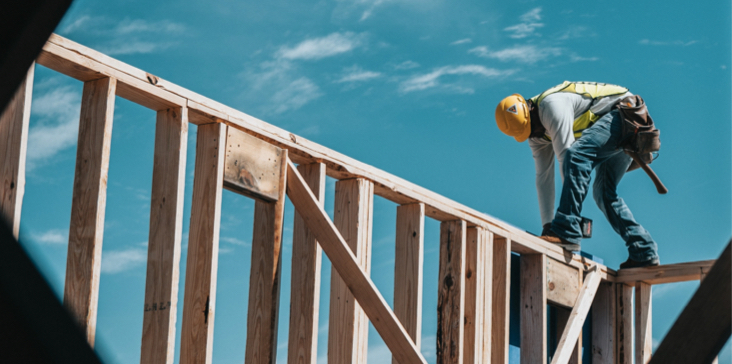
495, 94, 531, 142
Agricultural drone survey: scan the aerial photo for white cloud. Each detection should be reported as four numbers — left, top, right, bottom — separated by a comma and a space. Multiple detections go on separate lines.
115, 19, 185, 34
469, 45, 562, 64
27, 85, 82, 170
570, 54, 599, 62
271, 77, 322, 114
394, 60, 420, 70
400, 65, 515, 93
99, 41, 176, 56
336, 66, 382, 83
221, 236, 249, 246
241, 60, 323, 115
639, 39, 697, 46
101, 248, 147, 274
450, 38, 472, 45
277, 32, 365, 61
31, 229, 67, 245
504, 7, 544, 39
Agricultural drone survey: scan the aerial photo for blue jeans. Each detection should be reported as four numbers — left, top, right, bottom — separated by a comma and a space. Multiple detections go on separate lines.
551, 110, 659, 262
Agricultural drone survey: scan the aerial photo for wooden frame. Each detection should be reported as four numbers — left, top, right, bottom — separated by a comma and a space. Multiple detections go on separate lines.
491, 235, 511, 364
520, 254, 547, 364
63, 76, 116, 347
463, 227, 491, 364
436, 220, 467, 364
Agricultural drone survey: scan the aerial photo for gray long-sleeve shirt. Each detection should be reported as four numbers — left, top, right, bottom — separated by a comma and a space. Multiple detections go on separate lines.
528, 91, 632, 225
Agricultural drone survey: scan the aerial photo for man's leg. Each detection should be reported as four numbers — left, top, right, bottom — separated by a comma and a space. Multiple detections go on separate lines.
593, 153, 659, 262
550, 113, 617, 244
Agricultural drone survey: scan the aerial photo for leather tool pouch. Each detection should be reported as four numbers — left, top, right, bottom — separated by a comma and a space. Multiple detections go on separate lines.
616, 95, 661, 170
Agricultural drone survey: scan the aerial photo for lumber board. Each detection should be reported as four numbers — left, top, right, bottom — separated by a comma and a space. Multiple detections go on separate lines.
650, 242, 731, 364
37, 34, 615, 280
520, 254, 547, 364
437, 220, 466, 364
555, 308, 581, 364
615, 260, 714, 284
590, 281, 615, 364
463, 227, 491, 364
63, 76, 116, 347
179, 123, 226, 364
245, 149, 288, 364
635, 282, 652, 364
547, 257, 581, 309
553, 262, 583, 364
491, 235, 511, 364
285, 160, 426, 364
700, 272, 719, 364
328, 178, 373, 364
615, 284, 633, 364
287, 163, 326, 364
223, 128, 284, 202
140, 107, 188, 364
551, 267, 602, 364
0, 65, 33, 238
393, 203, 425, 364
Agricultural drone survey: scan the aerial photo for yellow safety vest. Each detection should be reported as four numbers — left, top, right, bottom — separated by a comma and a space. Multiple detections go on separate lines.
530, 81, 629, 140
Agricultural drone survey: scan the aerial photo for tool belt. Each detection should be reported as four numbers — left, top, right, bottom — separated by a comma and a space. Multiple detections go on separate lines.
616, 95, 660, 157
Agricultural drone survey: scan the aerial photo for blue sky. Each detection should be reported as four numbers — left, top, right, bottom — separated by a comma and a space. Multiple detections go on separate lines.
15, 0, 731, 363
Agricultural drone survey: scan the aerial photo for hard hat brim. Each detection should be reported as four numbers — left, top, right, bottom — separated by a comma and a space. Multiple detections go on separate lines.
513, 122, 531, 143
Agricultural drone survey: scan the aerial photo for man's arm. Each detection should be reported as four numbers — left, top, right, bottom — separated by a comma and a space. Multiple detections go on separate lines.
529, 138, 555, 226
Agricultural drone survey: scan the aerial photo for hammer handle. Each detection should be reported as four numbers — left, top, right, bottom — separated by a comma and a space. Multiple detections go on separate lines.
627, 151, 668, 194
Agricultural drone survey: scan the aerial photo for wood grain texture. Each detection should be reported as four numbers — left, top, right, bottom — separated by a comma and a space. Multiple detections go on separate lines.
245, 149, 288, 364
615, 260, 714, 284
547, 258, 580, 309
635, 282, 652, 364
179, 123, 226, 364
615, 284, 633, 364
63, 76, 116, 347
0, 65, 33, 238
393, 203, 425, 364
463, 227, 491, 364
140, 107, 188, 364
590, 281, 615, 364
520, 254, 546, 364
38, 34, 617, 281
285, 161, 426, 364
555, 309, 581, 364
650, 242, 731, 364
491, 235, 511, 364
288, 163, 326, 364
551, 268, 602, 364
328, 178, 373, 364
437, 220, 466, 364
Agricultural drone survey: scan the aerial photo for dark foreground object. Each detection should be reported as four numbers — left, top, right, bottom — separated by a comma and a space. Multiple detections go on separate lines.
649, 240, 732, 364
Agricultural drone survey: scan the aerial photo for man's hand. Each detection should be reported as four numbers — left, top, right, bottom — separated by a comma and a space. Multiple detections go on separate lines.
541, 223, 552, 237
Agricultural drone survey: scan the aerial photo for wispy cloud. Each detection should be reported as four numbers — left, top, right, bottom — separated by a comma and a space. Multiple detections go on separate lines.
336, 65, 382, 83
30, 229, 67, 245
27, 84, 81, 170
241, 60, 323, 114
504, 7, 544, 39
450, 38, 472, 45
570, 54, 599, 62
469, 45, 561, 64
101, 248, 147, 274
400, 65, 515, 93
394, 60, 420, 70
277, 32, 365, 60
639, 39, 697, 46
60, 15, 185, 55
221, 236, 249, 246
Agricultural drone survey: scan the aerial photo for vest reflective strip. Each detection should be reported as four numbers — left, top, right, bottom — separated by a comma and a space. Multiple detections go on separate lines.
531, 81, 628, 140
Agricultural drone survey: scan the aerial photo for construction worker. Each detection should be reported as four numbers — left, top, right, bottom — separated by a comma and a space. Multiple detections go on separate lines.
494, 81, 660, 269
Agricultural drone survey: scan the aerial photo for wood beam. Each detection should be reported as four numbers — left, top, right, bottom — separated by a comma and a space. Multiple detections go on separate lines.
615, 260, 714, 285
327, 178, 373, 364
63, 76, 116, 347
491, 235, 511, 364
0, 65, 33, 238
393, 203, 425, 364
285, 160, 426, 364
590, 281, 615, 364
650, 241, 731, 364
437, 220, 466, 364
287, 163, 326, 364
635, 282, 652, 364
140, 107, 188, 364
551, 267, 602, 364
554, 264, 583, 364
463, 227, 491, 364
245, 149, 288, 364
179, 123, 226, 364
615, 284, 633, 364
520, 254, 547, 364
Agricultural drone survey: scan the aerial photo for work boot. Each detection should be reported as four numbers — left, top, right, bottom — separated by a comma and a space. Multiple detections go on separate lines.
619, 257, 660, 269
540, 230, 580, 252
